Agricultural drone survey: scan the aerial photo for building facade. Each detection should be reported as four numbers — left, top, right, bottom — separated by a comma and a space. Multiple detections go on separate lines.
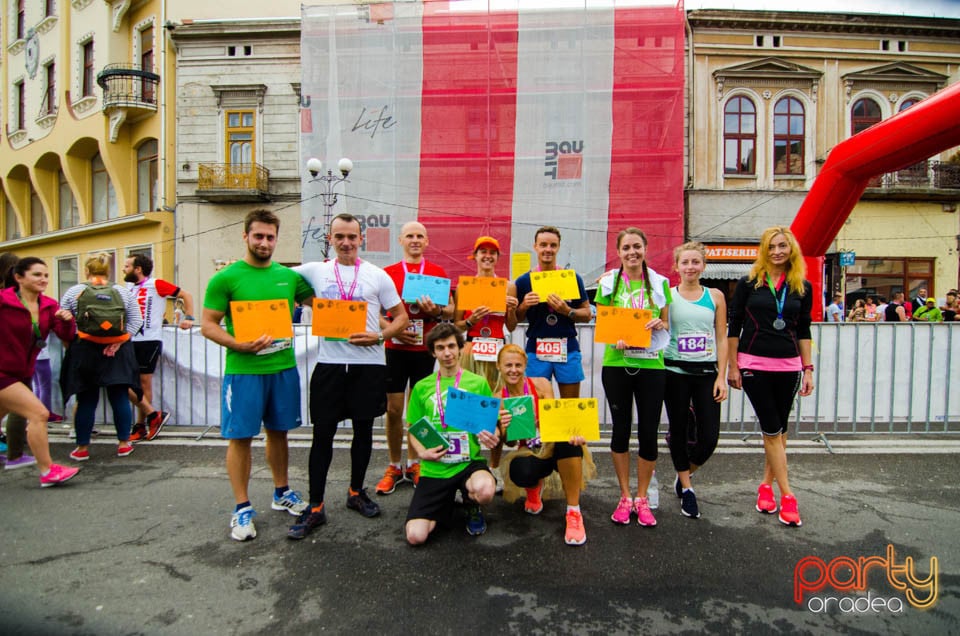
0, 0, 178, 300
686, 10, 960, 307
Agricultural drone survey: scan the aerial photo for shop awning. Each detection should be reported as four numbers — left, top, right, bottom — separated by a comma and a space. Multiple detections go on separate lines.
703, 262, 752, 280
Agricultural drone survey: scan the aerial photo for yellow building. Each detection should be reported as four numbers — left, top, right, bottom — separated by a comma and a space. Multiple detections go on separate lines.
1, 0, 176, 301
686, 10, 960, 305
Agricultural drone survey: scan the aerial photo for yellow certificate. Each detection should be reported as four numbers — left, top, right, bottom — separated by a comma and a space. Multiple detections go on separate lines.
229, 299, 294, 343
538, 398, 601, 442
530, 269, 580, 300
456, 276, 509, 313
311, 298, 368, 339
595, 306, 653, 348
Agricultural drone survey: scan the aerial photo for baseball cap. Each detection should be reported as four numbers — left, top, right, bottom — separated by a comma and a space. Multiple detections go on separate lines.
469, 236, 500, 256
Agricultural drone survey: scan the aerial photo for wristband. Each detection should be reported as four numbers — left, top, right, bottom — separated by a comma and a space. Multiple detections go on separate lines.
802, 364, 814, 372
182, 314, 195, 321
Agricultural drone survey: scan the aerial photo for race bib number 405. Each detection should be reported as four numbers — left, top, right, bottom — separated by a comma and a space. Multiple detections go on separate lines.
471, 338, 503, 362
535, 338, 567, 363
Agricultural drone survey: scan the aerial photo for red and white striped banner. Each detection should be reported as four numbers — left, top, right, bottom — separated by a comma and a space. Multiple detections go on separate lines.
301, 0, 684, 282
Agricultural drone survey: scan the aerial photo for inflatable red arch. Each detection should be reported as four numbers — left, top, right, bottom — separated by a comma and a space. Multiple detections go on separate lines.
790, 81, 960, 320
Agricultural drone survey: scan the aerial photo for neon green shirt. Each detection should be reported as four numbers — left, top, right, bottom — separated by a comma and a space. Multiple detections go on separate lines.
594, 275, 671, 369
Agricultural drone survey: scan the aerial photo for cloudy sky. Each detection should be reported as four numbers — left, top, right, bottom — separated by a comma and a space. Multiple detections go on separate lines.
687, 0, 960, 18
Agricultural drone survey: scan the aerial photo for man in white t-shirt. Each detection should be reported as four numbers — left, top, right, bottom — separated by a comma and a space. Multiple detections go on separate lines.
825, 294, 843, 323
123, 254, 195, 441
287, 213, 409, 540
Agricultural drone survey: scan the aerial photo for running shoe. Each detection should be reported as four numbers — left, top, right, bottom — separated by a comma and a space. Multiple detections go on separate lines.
610, 496, 633, 525
129, 423, 147, 442
288, 506, 327, 540
564, 510, 586, 546
465, 505, 487, 536
635, 497, 657, 527
756, 483, 778, 514
674, 475, 683, 499
47, 413, 65, 423
375, 465, 404, 495
230, 506, 257, 541
69, 448, 90, 462
524, 482, 544, 515
145, 411, 170, 441
272, 489, 308, 516
40, 464, 80, 488
0, 440, 7, 453
346, 488, 381, 518
680, 489, 701, 519
778, 494, 803, 527
5, 454, 38, 470
117, 443, 134, 457
404, 463, 421, 487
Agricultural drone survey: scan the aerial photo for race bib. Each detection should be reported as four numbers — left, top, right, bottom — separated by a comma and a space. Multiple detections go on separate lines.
675, 332, 713, 358
256, 338, 292, 356
471, 338, 503, 362
440, 431, 471, 464
624, 346, 659, 359
535, 338, 567, 363
392, 318, 424, 346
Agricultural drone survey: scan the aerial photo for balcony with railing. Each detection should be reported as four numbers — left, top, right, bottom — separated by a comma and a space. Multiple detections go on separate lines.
97, 63, 159, 112
197, 163, 271, 202
862, 160, 960, 200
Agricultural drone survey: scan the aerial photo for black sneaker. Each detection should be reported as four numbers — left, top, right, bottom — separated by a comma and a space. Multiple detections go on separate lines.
680, 489, 701, 519
674, 475, 683, 499
288, 506, 327, 540
346, 488, 380, 518
465, 505, 487, 536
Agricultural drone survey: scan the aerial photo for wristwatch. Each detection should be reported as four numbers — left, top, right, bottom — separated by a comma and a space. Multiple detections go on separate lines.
377, 332, 385, 345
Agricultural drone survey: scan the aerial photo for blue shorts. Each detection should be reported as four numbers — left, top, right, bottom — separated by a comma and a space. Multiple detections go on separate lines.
221, 367, 303, 439
525, 350, 585, 384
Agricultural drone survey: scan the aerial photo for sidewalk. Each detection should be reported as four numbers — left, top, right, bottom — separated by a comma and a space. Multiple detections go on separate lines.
1, 438, 956, 635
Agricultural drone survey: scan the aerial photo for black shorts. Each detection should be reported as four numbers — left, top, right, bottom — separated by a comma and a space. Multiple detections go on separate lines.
309, 363, 387, 423
133, 341, 163, 374
405, 461, 491, 523
385, 348, 436, 394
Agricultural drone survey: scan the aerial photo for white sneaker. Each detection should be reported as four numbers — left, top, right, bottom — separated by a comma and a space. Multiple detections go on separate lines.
230, 506, 257, 541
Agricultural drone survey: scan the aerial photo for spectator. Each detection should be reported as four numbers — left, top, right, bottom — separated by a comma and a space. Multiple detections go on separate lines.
913, 297, 943, 322
846, 299, 866, 322
863, 296, 879, 322
884, 292, 907, 322
941, 290, 958, 322
825, 294, 843, 322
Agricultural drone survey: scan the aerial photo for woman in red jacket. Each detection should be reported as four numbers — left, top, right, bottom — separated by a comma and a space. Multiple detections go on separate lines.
0, 257, 79, 487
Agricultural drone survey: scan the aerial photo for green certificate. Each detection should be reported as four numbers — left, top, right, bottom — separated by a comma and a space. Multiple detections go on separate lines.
504, 396, 537, 442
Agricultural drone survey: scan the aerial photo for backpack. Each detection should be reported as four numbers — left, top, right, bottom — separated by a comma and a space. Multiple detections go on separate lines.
76, 284, 127, 338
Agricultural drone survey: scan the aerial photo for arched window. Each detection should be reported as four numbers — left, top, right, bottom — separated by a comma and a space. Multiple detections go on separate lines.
899, 98, 919, 112
59, 170, 79, 229
724, 96, 756, 175
30, 186, 47, 235
851, 98, 882, 135
92, 153, 118, 222
897, 98, 926, 184
773, 97, 804, 175
137, 140, 158, 212
4, 192, 21, 241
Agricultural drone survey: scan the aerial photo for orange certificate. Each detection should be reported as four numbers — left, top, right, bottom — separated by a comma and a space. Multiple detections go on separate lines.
530, 269, 581, 300
229, 299, 294, 343
538, 398, 601, 442
594, 306, 652, 348
311, 298, 368, 339
456, 276, 508, 313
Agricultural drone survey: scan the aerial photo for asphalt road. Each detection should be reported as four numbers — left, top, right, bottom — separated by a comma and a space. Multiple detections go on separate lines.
1, 436, 957, 635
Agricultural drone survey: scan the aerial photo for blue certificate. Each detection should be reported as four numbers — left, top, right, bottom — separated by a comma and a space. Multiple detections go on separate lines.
444, 387, 500, 435
402, 273, 451, 306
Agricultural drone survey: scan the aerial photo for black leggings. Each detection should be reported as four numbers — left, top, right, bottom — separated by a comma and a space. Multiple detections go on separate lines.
741, 369, 801, 436
308, 414, 373, 504
602, 366, 665, 460
508, 442, 583, 488
664, 371, 720, 472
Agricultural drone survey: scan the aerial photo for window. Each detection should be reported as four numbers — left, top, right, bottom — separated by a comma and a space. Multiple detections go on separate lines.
92, 153, 118, 222
851, 98, 882, 135
723, 96, 756, 175
30, 187, 47, 235
58, 169, 78, 229
16, 0, 25, 40
137, 140, 158, 212
82, 41, 95, 97
226, 110, 255, 166
14, 80, 26, 130
773, 97, 804, 175
57, 256, 79, 301
140, 27, 154, 103
4, 192, 21, 240
843, 257, 933, 307
44, 63, 56, 115
45, 0, 55, 18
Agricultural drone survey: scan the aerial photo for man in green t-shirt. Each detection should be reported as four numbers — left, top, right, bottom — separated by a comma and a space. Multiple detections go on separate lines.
405, 323, 503, 545
201, 209, 315, 542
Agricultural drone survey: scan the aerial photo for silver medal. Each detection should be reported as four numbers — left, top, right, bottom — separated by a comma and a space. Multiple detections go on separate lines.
546, 313, 559, 326
409, 303, 420, 315
480, 327, 492, 337
773, 318, 786, 330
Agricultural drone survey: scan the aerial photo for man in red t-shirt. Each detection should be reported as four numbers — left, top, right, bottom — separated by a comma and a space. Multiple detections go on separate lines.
376, 221, 454, 495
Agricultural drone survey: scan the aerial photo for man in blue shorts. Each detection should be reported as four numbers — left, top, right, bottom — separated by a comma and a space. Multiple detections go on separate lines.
514, 226, 591, 398
201, 209, 315, 542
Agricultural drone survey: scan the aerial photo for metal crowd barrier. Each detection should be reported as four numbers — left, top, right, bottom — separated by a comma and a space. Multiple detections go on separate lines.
48, 322, 960, 438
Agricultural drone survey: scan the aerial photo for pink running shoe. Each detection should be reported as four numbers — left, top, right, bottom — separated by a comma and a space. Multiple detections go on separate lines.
778, 494, 803, 527
610, 496, 633, 525
40, 464, 80, 488
634, 497, 657, 527
756, 483, 778, 514
524, 482, 544, 515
